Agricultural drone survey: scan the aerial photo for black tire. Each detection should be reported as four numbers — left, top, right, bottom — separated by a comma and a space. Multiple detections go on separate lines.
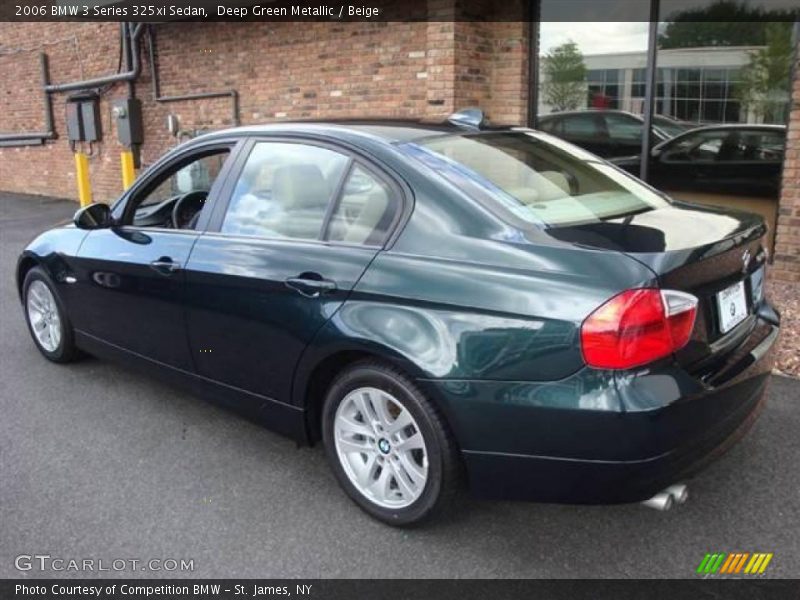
321, 360, 462, 526
22, 266, 80, 363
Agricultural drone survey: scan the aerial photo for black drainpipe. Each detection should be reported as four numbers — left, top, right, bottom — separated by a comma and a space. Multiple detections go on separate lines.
123, 22, 136, 100
147, 25, 240, 127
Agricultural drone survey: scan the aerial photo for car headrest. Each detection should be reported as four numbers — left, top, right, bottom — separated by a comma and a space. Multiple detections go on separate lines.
272, 164, 329, 210
343, 191, 390, 244
539, 171, 570, 194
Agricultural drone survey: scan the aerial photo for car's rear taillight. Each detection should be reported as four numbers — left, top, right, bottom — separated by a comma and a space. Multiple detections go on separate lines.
580, 288, 698, 369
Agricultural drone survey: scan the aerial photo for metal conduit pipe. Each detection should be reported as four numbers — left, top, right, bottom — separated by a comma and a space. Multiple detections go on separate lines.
0, 53, 55, 146
43, 23, 145, 94
147, 25, 240, 127
1, 24, 143, 146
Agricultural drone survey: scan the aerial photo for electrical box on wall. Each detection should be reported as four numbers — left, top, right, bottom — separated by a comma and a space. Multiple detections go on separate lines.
112, 98, 144, 147
65, 92, 101, 143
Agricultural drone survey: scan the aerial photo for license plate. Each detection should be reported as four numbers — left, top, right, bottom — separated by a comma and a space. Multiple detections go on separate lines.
716, 280, 748, 334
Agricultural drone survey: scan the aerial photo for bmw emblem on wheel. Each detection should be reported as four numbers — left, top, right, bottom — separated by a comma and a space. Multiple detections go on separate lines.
378, 439, 391, 454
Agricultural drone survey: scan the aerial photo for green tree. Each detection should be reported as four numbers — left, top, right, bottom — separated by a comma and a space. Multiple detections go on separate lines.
658, 0, 795, 49
736, 22, 793, 123
542, 41, 587, 111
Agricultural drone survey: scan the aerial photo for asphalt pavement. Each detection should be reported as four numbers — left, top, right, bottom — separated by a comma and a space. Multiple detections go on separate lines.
1, 191, 798, 578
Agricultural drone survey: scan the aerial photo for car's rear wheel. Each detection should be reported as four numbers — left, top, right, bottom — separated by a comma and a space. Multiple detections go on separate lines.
23, 267, 79, 363
322, 361, 461, 526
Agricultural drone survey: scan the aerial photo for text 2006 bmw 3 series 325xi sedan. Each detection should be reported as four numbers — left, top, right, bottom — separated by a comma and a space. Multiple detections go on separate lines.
17, 112, 779, 526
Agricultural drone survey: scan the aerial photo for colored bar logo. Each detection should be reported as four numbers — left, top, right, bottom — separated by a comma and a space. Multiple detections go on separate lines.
696, 552, 773, 575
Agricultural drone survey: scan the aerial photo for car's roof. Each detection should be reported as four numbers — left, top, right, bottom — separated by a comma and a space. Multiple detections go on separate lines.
652, 122, 786, 151
538, 109, 641, 120
672, 123, 786, 132
657, 123, 786, 144
199, 119, 500, 144
539, 111, 785, 131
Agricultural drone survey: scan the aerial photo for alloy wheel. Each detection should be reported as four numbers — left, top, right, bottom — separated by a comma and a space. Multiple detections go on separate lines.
333, 386, 429, 509
26, 280, 62, 353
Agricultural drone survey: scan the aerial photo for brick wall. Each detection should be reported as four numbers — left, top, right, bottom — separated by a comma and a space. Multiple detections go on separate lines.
773, 41, 800, 283
0, 0, 529, 205
0, 22, 126, 203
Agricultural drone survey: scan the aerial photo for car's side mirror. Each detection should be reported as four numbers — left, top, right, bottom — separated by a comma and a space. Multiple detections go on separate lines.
74, 203, 114, 230
651, 147, 663, 159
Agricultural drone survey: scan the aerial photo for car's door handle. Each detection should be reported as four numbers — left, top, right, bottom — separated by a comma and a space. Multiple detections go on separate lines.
285, 273, 337, 297
149, 257, 180, 275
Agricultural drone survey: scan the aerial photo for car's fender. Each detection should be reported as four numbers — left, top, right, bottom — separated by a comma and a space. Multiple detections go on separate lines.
16, 226, 89, 300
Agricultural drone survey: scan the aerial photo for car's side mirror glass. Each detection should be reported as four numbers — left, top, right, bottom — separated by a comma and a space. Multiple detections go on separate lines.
73, 203, 113, 230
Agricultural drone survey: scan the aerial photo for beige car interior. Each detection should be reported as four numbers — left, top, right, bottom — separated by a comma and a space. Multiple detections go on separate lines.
226, 159, 393, 244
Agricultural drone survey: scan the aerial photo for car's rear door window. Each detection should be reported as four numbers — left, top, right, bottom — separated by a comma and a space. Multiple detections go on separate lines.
220, 141, 401, 246
732, 130, 785, 162
562, 114, 604, 139
221, 142, 349, 240
537, 118, 561, 134
604, 113, 643, 143
661, 130, 729, 162
325, 165, 399, 246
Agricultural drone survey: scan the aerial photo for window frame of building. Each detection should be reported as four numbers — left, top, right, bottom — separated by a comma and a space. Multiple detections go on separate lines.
632, 65, 744, 125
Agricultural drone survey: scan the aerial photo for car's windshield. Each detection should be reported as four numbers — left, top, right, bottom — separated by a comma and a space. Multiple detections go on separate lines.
652, 116, 693, 138
400, 131, 670, 228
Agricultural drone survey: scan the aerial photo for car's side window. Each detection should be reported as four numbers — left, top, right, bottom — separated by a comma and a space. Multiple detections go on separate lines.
731, 130, 785, 162
325, 165, 399, 246
604, 114, 642, 143
221, 142, 349, 240
562, 114, 603, 138
662, 131, 728, 162
127, 149, 231, 229
538, 118, 560, 134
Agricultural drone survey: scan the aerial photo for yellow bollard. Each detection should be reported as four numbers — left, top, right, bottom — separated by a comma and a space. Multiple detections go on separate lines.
120, 150, 136, 190
74, 152, 92, 207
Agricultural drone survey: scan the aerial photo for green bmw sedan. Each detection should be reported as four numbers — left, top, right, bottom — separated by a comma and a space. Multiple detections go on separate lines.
18, 111, 779, 525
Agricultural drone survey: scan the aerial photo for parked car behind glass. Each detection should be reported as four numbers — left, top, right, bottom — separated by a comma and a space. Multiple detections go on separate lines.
537, 109, 687, 159
614, 124, 787, 198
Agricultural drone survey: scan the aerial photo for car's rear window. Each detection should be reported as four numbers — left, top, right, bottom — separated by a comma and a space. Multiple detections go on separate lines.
400, 131, 669, 228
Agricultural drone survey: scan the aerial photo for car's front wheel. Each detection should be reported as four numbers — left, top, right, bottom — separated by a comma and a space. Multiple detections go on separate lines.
23, 266, 80, 363
322, 361, 461, 526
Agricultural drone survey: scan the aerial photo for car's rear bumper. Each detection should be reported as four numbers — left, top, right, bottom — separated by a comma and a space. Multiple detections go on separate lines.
422, 317, 779, 504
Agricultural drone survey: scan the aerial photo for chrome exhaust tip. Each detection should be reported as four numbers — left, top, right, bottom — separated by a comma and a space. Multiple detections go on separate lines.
665, 483, 689, 505
641, 491, 674, 511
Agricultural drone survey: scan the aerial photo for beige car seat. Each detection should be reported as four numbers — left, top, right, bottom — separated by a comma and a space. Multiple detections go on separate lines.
272, 164, 330, 239
341, 191, 390, 244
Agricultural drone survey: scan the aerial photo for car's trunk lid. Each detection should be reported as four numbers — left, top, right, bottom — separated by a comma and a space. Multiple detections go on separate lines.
546, 202, 770, 371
